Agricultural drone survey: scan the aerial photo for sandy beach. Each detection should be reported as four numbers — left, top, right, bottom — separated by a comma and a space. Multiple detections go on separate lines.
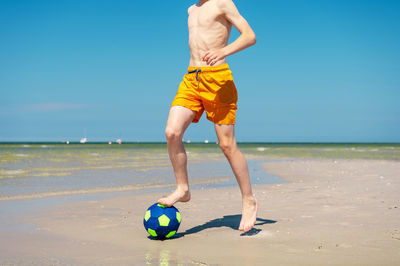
1, 158, 399, 265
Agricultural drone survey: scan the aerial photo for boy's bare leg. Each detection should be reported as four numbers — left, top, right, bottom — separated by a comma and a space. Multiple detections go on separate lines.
158, 106, 196, 207
214, 124, 258, 232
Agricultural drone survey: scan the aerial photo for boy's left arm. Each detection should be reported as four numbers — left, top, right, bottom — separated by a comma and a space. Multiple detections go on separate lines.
203, 0, 256, 66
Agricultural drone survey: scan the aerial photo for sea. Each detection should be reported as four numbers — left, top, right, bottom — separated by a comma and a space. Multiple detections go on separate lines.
0, 142, 399, 214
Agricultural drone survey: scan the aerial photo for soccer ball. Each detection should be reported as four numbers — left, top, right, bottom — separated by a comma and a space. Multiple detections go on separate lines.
143, 203, 181, 239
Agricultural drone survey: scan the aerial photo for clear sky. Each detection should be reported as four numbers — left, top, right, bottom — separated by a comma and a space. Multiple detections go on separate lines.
1, 0, 399, 142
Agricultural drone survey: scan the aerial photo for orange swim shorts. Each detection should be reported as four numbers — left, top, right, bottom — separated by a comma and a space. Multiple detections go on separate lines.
171, 63, 238, 124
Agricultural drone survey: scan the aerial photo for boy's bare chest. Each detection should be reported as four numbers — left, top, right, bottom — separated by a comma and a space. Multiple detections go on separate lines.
188, 4, 225, 29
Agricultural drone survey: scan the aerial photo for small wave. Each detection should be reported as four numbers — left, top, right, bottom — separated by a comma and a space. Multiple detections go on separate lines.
15, 154, 28, 157
0, 178, 230, 201
0, 184, 172, 201
257, 147, 268, 152
4, 169, 25, 175
355, 149, 378, 152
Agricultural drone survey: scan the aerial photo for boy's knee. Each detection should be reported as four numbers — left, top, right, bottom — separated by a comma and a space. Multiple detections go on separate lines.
219, 140, 236, 155
165, 127, 183, 142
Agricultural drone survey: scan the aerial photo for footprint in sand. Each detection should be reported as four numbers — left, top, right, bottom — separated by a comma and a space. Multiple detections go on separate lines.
391, 230, 400, 240
336, 243, 353, 248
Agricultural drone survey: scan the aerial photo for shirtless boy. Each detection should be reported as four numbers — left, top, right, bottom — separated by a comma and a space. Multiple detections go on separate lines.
158, 0, 258, 232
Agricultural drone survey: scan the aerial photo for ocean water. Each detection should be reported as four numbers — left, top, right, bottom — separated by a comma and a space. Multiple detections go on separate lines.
0, 143, 282, 203
0, 142, 399, 203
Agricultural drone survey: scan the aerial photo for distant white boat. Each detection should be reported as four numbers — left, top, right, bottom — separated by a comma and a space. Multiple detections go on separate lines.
116, 138, 122, 144
80, 128, 87, 143
204, 139, 209, 144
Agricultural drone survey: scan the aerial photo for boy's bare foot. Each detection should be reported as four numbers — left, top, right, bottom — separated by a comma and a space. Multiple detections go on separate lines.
157, 187, 191, 207
239, 196, 258, 232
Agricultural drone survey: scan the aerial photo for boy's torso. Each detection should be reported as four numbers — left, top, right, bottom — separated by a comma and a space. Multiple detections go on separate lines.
188, 0, 232, 67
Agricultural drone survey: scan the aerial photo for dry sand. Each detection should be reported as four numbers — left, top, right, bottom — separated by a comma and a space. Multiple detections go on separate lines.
1, 159, 399, 265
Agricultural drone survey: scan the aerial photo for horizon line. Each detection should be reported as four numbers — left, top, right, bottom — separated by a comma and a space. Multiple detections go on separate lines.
0, 141, 399, 145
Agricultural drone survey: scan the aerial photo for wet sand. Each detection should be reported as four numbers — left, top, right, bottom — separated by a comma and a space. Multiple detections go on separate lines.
1, 159, 399, 265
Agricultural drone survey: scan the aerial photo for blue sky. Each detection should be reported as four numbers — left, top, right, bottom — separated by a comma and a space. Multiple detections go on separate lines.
0, 0, 399, 142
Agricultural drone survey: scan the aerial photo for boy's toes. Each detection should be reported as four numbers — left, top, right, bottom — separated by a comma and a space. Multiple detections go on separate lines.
157, 197, 170, 207
238, 221, 244, 231
244, 223, 253, 232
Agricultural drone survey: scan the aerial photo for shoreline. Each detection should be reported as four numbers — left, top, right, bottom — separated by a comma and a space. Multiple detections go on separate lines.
0, 158, 283, 202
0, 158, 399, 265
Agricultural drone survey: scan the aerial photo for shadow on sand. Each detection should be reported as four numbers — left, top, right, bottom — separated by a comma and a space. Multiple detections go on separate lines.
174, 214, 277, 238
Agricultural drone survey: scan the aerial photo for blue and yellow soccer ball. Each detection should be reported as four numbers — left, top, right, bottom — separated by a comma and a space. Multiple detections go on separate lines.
143, 203, 181, 239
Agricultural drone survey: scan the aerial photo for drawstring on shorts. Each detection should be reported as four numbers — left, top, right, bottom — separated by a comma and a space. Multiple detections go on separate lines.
188, 69, 202, 81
